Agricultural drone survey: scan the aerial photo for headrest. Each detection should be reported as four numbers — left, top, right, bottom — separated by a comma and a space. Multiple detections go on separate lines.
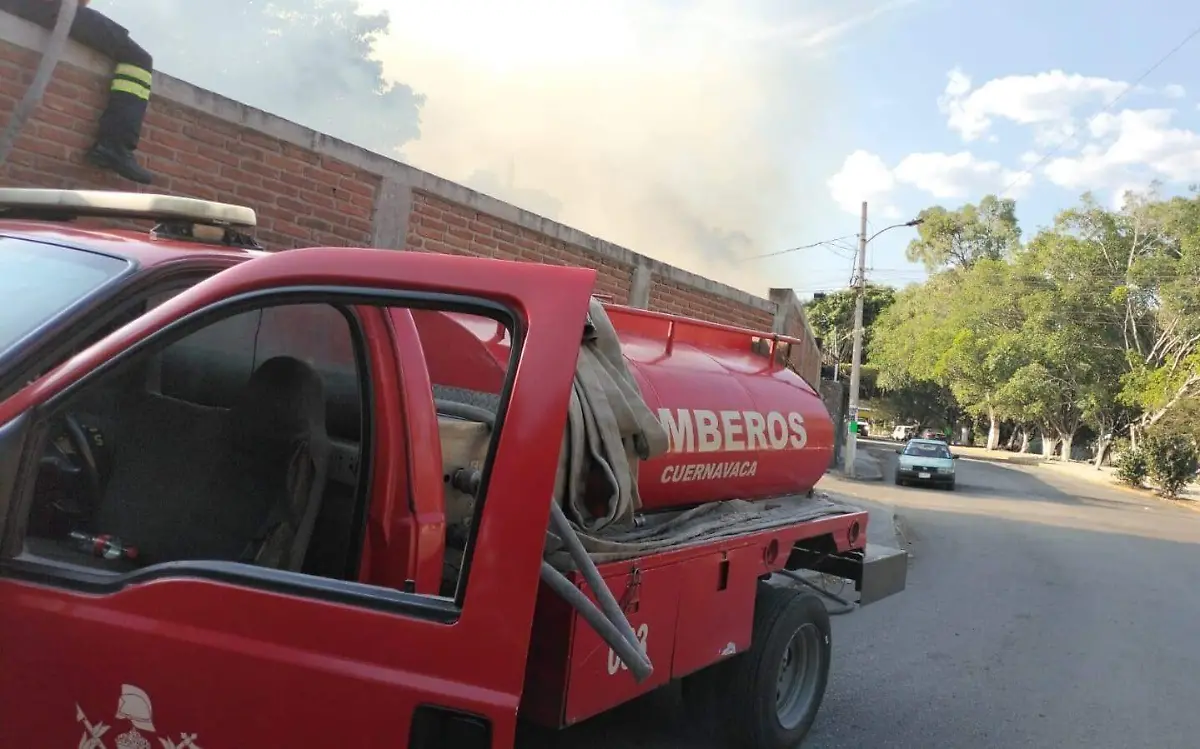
229, 356, 327, 445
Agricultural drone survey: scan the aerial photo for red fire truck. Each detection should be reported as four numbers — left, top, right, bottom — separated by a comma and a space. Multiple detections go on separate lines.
0, 189, 905, 749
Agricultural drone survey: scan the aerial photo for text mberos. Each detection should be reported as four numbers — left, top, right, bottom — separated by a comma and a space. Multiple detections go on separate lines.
657, 408, 809, 454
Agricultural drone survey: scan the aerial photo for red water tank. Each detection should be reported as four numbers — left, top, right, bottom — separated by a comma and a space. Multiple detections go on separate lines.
407, 304, 835, 512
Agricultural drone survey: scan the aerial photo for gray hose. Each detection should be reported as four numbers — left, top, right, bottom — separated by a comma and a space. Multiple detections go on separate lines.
434, 395, 650, 678
539, 561, 653, 683
0, 0, 79, 166
547, 500, 652, 678
434, 399, 495, 430
775, 569, 857, 615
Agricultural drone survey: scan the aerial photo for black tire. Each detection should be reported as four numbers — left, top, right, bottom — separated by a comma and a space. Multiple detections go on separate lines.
682, 583, 832, 748
947, 479, 956, 491
894, 473, 902, 486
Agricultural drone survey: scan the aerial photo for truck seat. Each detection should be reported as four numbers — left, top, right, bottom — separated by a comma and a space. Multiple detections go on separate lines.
223, 356, 331, 572
93, 356, 330, 572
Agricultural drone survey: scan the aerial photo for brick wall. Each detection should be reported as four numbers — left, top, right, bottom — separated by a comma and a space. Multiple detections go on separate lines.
0, 41, 380, 250
405, 192, 633, 304
649, 276, 774, 330
0, 14, 821, 384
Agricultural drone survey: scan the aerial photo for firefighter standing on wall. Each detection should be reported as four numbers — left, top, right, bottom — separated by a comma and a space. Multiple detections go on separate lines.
0, 0, 154, 183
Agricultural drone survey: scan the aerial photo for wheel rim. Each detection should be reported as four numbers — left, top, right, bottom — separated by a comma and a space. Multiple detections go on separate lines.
775, 623, 823, 730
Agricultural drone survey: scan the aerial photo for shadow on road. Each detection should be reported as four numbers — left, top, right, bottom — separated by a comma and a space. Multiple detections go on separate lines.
857, 439, 1149, 515
514, 484, 1200, 749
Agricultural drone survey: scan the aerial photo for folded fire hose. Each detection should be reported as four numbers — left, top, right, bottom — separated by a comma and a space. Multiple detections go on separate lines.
541, 299, 856, 569
551, 297, 670, 532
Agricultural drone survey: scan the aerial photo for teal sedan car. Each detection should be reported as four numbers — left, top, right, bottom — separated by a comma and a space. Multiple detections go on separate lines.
894, 438, 959, 489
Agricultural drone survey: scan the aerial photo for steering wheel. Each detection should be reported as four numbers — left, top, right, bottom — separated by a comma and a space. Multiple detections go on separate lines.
38, 414, 105, 523
64, 414, 103, 502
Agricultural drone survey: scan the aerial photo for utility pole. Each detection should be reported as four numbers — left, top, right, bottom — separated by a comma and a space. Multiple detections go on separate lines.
844, 201, 869, 479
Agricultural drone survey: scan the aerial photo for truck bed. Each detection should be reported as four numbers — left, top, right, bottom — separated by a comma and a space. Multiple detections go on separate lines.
544, 491, 864, 571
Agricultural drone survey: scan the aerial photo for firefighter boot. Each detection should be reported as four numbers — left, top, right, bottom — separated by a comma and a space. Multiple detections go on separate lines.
87, 62, 154, 185
86, 141, 152, 185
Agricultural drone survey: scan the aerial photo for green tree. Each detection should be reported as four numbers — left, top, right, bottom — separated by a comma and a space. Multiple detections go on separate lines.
867, 186, 1200, 462
1036, 186, 1200, 446
1117, 189, 1200, 437
865, 379, 960, 433
871, 260, 1027, 449
905, 194, 1021, 271
804, 284, 896, 376
1002, 233, 1130, 462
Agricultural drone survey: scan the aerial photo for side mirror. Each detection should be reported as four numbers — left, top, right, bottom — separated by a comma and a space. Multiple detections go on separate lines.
951, 454, 960, 460
895, 448, 902, 454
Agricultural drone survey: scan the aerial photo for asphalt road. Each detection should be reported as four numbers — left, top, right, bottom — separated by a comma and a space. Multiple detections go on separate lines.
521, 440, 1200, 748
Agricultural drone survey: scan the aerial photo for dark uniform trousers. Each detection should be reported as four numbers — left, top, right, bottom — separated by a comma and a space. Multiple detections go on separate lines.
0, 0, 154, 183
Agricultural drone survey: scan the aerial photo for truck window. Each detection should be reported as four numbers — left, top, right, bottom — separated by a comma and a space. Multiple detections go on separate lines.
16, 296, 517, 615
0, 238, 129, 361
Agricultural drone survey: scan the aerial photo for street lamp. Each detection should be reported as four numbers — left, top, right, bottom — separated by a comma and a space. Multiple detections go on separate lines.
844, 207, 923, 479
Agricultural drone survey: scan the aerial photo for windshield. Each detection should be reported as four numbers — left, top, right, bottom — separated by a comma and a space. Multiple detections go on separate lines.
903, 441, 951, 459
0, 238, 129, 357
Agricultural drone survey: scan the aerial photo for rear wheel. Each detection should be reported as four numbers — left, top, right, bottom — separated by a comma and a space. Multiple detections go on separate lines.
682, 583, 832, 748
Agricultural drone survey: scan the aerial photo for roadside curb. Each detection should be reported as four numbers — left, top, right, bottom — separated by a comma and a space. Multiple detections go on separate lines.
1095, 479, 1200, 512
1003, 456, 1200, 511
963, 454, 1045, 466
835, 450, 885, 483
935, 444, 1200, 512
937, 446, 1045, 466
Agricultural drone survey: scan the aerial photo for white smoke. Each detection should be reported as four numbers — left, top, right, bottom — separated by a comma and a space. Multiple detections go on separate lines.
95, 0, 908, 295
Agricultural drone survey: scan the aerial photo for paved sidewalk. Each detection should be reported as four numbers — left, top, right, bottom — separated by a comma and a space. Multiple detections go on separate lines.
833, 448, 884, 481
948, 444, 1044, 465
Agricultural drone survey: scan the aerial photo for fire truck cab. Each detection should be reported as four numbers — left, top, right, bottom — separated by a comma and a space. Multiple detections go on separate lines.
0, 189, 906, 749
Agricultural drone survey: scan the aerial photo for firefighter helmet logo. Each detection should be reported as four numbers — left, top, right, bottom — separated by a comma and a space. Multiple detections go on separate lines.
75, 684, 202, 749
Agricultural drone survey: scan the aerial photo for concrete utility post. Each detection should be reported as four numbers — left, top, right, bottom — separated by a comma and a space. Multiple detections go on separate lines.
844, 201, 869, 478
843, 204, 924, 480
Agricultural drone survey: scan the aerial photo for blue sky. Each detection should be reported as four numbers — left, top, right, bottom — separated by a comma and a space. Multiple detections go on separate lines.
780, 0, 1200, 298
101, 0, 1200, 300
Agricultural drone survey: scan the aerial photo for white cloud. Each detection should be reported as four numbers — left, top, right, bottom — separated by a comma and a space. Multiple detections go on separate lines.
828, 65, 1200, 220
830, 65, 1198, 217
922, 67, 1200, 206
937, 67, 1183, 144
786, 0, 918, 49
939, 67, 1128, 142
894, 151, 1030, 199
1111, 184, 1149, 211
1044, 108, 1200, 191
827, 150, 897, 215
827, 149, 1030, 215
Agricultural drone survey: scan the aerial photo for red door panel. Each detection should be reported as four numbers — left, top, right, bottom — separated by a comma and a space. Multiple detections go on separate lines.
1, 579, 504, 746
561, 563, 681, 726
0, 248, 600, 748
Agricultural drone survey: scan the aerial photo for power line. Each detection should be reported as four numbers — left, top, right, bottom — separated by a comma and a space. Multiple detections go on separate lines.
997, 21, 1200, 199
744, 234, 858, 260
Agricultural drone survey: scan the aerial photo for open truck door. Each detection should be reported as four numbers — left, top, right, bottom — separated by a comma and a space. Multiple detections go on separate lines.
0, 245, 600, 748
